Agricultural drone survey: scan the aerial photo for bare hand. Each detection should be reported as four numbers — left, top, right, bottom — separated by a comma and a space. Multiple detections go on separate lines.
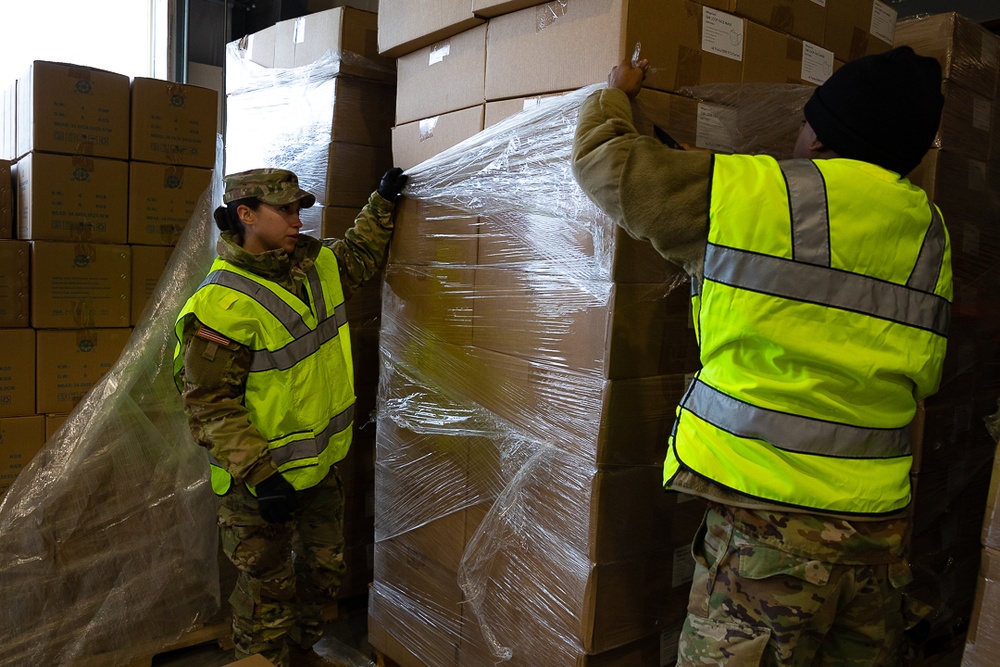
608, 57, 649, 100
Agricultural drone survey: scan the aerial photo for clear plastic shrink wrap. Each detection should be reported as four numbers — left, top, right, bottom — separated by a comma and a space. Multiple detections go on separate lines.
225, 41, 395, 237
369, 83, 816, 666
0, 142, 225, 666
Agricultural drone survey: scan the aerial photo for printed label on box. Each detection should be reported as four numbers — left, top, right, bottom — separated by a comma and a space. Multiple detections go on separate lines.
672, 542, 696, 587
801, 42, 834, 85
702, 8, 744, 62
869, 1, 896, 44
696, 104, 736, 153
429, 42, 451, 65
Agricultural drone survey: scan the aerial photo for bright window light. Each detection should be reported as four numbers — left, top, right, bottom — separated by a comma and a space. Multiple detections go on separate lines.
0, 0, 168, 87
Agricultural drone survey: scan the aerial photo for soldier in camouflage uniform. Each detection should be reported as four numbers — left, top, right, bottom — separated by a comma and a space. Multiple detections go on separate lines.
573, 49, 948, 666
174, 167, 407, 667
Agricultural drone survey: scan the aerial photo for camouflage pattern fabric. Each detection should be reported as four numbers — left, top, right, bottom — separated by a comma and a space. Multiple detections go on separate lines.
677, 504, 911, 667
219, 467, 346, 667
224, 168, 317, 208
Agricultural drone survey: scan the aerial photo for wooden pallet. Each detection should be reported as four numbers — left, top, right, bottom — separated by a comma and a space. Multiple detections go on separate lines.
126, 618, 234, 667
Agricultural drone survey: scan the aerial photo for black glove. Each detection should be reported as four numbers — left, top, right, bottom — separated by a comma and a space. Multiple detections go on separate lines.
255, 473, 297, 524
377, 167, 408, 202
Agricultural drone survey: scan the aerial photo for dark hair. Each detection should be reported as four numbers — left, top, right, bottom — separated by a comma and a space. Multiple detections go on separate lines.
212, 197, 261, 244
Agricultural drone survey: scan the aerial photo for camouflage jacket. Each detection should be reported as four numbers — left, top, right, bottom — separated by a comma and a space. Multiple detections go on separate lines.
176, 191, 395, 488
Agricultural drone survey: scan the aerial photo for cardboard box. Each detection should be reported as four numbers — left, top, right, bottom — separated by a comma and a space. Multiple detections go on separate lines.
743, 21, 833, 86
631, 89, 736, 153
16, 152, 129, 243
16, 61, 130, 160
387, 199, 480, 267
130, 78, 219, 169
129, 245, 175, 326
187, 63, 225, 144
231, 25, 278, 73
30, 241, 131, 329
377, 0, 484, 58
222, 655, 278, 667
894, 12, 1000, 101
396, 24, 487, 125
128, 162, 212, 245
823, 0, 895, 63
484, 0, 745, 100
325, 78, 395, 147
700, 0, 826, 45
392, 105, 485, 171
964, 546, 1000, 666
383, 264, 478, 346
935, 82, 992, 163
325, 142, 391, 207
0, 159, 11, 239
0, 240, 29, 328
273, 6, 394, 80
0, 329, 35, 417
45, 414, 69, 441
484, 93, 567, 128
35, 328, 131, 414
0, 415, 45, 497
473, 0, 550, 18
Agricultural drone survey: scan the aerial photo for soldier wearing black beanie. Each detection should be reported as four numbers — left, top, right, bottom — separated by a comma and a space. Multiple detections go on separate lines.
803, 45, 944, 176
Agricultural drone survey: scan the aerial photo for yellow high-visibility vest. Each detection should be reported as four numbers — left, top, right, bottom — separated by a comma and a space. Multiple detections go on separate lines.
667, 156, 952, 515
174, 246, 355, 495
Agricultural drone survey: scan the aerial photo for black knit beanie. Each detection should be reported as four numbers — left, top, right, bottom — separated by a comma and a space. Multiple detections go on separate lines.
803, 46, 944, 176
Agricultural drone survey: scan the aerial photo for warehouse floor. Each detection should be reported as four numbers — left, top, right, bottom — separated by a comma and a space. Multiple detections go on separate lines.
150, 595, 374, 666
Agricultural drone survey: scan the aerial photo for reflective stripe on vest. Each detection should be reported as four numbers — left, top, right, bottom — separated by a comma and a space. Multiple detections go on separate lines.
174, 247, 355, 495
669, 156, 951, 515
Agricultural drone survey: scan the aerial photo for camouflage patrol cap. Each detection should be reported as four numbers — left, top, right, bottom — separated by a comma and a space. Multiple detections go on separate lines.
223, 168, 316, 208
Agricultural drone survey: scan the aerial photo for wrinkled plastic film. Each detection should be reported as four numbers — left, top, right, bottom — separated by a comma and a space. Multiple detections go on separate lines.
0, 139, 225, 666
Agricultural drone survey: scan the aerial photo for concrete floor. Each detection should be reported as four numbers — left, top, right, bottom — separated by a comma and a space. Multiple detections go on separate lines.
150, 596, 375, 667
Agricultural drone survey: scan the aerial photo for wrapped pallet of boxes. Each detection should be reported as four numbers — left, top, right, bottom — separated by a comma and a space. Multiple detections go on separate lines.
224, 4, 398, 599
368, 62, 819, 663
893, 14, 1000, 661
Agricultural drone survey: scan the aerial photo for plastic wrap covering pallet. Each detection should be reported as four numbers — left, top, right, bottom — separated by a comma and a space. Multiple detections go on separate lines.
0, 141, 226, 666
367, 83, 814, 667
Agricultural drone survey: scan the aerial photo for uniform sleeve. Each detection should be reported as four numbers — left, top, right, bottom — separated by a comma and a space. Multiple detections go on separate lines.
177, 315, 278, 488
322, 190, 395, 299
572, 87, 713, 276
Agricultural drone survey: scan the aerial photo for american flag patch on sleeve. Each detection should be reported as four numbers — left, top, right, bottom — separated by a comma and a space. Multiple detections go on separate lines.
196, 325, 232, 347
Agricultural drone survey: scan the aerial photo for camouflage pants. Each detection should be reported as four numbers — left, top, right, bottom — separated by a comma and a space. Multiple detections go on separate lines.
677, 505, 909, 667
218, 466, 346, 667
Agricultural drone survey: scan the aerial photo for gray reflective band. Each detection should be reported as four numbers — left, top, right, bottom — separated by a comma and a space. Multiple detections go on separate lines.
201, 270, 310, 338
306, 266, 327, 321
268, 404, 356, 467
250, 313, 343, 372
780, 160, 830, 266
907, 204, 946, 293
682, 379, 910, 458
705, 244, 950, 336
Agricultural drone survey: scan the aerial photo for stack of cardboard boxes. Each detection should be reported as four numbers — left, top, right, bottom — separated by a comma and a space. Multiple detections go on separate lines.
894, 13, 1000, 662
368, 1, 899, 666
0, 61, 218, 497
223, 4, 398, 600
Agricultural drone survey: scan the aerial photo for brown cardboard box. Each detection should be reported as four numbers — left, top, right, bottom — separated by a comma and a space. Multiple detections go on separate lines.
396, 24, 487, 125
895, 12, 1000, 101
16, 152, 129, 243
129, 78, 219, 169
44, 414, 69, 440
631, 89, 738, 153
235, 25, 278, 71
935, 82, 992, 163
325, 78, 395, 147
30, 241, 130, 329
700, 0, 826, 45
325, 142, 391, 207
0, 415, 45, 496
129, 245, 175, 326
964, 546, 1000, 665
392, 105, 485, 171
382, 264, 477, 346
127, 162, 212, 245
16, 61, 130, 161
0, 159, 11, 239
823, 0, 895, 63
0, 240, 29, 328
743, 21, 832, 86
484, 0, 744, 100
35, 328, 131, 414
387, 199, 480, 267
473, 0, 550, 18
0, 329, 34, 417
484, 93, 567, 127
222, 655, 277, 667
187, 63, 225, 142
273, 6, 394, 80
377, 0, 484, 58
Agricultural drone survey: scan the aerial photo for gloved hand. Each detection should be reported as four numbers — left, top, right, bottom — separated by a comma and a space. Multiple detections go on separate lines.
255, 473, 297, 524
377, 167, 408, 202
